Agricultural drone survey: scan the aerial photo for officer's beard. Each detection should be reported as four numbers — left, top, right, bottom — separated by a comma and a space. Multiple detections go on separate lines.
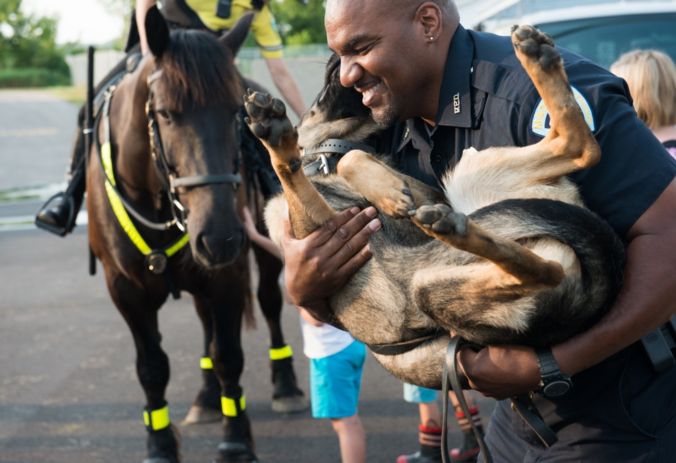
371, 104, 398, 128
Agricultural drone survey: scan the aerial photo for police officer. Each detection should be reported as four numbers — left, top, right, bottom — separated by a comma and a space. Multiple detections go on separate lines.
280, 0, 676, 461
35, 0, 301, 236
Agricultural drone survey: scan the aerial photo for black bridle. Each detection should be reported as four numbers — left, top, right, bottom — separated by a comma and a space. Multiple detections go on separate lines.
144, 69, 242, 232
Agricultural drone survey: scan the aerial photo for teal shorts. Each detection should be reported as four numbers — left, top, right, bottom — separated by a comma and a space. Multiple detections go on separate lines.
310, 340, 366, 419
403, 383, 438, 404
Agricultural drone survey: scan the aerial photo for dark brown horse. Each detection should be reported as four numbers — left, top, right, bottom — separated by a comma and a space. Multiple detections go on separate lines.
86, 7, 304, 463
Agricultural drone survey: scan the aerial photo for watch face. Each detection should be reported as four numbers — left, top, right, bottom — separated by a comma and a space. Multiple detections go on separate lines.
543, 380, 570, 397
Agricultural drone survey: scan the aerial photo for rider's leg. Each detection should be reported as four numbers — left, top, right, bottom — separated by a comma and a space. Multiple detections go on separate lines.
34, 120, 86, 236
35, 47, 142, 236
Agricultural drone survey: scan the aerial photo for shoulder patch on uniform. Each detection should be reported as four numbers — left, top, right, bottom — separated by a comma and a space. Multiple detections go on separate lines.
530, 86, 595, 137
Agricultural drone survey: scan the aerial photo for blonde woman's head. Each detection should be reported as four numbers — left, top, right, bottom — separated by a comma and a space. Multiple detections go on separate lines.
610, 49, 676, 130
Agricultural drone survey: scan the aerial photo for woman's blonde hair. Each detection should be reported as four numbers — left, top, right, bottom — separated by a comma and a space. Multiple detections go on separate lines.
610, 49, 676, 130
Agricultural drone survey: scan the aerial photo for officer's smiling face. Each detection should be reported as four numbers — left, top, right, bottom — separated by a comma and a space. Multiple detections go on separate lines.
325, 0, 442, 126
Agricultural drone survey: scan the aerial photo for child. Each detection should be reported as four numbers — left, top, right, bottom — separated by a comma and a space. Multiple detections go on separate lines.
397, 384, 483, 463
242, 207, 367, 463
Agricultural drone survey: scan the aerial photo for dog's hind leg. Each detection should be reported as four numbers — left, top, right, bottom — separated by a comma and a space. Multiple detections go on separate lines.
337, 149, 446, 217
413, 203, 565, 287
511, 25, 600, 178
412, 262, 545, 345
244, 90, 336, 238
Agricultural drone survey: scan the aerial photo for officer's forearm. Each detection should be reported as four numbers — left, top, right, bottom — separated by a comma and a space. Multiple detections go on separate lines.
553, 181, 676, 375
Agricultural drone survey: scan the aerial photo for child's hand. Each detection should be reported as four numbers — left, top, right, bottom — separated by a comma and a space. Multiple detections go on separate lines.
241, 205, 282, 259
242, 206, 258, 238
298, 307, 324, 327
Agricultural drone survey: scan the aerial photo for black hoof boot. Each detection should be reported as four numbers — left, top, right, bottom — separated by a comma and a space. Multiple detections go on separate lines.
271, 357, 308, 413
144, 426, 180, 463
213, 440, 259, 463
35, 193, 76, 236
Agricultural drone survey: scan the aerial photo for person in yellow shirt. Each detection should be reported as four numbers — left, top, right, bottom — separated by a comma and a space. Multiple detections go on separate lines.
136, 0, 306, 118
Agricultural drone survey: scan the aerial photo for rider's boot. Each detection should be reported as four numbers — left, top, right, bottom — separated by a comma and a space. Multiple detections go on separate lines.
35, 129, 86, 236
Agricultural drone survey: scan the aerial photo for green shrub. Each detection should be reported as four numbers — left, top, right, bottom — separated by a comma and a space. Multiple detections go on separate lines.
0, 68, 71, 88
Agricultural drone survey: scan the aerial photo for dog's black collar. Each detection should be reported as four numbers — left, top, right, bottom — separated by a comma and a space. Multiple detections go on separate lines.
303, 138, 375, 156
303, 138, 375, 176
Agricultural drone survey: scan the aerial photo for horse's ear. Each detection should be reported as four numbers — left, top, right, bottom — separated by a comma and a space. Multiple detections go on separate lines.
145, 5, 170, 58
220, 12, 254, 56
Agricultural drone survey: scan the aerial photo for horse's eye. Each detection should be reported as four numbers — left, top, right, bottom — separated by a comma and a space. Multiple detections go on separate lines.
157, 109, 172, 122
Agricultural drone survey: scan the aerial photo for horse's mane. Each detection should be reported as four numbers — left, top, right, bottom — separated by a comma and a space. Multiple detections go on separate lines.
156, 29, 242, 112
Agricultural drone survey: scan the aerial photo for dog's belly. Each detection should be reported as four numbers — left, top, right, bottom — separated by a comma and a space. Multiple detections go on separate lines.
264, 177, 624, 388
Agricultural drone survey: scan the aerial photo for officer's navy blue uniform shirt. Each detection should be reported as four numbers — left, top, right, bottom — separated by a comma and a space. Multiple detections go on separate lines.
392, 25, 676, 238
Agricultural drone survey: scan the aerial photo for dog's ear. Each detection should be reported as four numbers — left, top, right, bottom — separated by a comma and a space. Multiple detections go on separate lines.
145, 5, 170, 58
325, 53, 341, 86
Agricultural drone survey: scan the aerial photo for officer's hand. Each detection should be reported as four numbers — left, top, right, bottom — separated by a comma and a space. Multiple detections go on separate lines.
281, 206, 381, 310
458, 345, 541, 399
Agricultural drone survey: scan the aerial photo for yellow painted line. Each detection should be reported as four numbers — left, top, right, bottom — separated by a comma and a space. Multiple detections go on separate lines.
0, 128, 59, 137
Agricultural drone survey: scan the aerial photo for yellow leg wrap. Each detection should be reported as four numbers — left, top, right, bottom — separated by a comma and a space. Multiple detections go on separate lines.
269, 345, 293, 361
200, 356, 213, 370
221, 395, 246, 417
143, 405, 171, 431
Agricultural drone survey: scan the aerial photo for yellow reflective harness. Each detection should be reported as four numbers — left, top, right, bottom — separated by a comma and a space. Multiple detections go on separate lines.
99, 87, 189, 273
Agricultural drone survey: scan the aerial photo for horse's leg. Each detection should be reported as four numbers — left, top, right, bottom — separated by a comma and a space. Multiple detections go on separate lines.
197, 281, 257, 463
103, 267, 179, 463
252, 243, 308, 413
181, 297, 222, 425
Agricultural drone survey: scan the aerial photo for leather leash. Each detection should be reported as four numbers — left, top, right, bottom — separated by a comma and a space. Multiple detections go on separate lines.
442, 336, 493, 463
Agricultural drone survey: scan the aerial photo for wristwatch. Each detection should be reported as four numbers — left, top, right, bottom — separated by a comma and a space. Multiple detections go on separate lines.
535, 347, 572, 398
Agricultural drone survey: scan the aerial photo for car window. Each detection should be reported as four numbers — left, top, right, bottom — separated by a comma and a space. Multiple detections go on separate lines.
537, 13, 676, 69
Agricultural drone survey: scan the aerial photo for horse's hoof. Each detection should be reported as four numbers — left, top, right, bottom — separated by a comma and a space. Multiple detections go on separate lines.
181, 405, 222, 425
271, 394, 309, 414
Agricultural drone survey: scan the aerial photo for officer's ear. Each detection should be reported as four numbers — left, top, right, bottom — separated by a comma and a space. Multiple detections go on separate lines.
415, 2, 442, 42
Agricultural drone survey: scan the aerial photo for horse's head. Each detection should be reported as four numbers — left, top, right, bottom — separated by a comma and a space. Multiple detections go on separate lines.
142, 7, 253, 269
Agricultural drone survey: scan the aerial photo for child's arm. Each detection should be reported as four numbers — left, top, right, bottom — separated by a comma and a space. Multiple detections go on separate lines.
298, 306, 324, 327
242, 206, 282, 259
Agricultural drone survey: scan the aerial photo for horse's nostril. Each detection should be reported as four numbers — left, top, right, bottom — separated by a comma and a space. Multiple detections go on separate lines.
195, 231, 243, 267
198, 233, 219, 259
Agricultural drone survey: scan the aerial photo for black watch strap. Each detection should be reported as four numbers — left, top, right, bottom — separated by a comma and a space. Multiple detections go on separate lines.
536, 347, 572, 398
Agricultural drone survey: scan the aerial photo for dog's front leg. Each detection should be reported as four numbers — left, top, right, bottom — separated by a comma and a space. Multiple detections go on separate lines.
338, 150, 445, 217
244, 90, 336, 238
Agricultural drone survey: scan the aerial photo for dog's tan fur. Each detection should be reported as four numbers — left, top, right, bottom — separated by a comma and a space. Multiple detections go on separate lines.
245, 26, 623, 387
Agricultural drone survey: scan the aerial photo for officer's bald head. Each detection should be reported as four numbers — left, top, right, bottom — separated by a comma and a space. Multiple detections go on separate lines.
326, 0, 459, 22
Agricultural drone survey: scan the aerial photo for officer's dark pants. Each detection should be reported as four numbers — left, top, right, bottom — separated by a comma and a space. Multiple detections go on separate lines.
478, 343, 676, 462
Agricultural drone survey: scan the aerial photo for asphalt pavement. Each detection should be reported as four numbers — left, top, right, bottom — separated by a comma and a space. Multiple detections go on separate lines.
0, 85, 494, 463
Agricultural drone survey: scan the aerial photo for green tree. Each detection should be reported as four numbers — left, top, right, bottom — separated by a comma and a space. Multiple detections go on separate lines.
272, 0, 326, 45
0, 0, 70, 86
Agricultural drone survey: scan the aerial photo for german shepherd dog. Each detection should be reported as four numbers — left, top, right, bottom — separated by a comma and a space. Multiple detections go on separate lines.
243, 26, 624, 388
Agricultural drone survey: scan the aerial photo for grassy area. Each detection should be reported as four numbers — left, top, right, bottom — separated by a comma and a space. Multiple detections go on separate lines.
47, 86, 86, 105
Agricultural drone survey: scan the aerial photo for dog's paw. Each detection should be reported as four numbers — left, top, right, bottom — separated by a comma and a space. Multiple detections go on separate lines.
511, 24, 560, 71
243, 89, 296, 148
413, 204, 467, 236
373, 184, 415, 218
